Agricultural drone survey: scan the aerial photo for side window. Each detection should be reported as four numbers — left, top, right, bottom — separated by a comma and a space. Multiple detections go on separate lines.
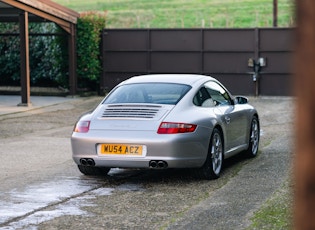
193, 87, 215, 107
204, 81, 232, 106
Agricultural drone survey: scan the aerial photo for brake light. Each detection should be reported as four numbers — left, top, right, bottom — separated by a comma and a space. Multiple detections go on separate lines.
157, 122, 197, 134
74, 120, 90, 133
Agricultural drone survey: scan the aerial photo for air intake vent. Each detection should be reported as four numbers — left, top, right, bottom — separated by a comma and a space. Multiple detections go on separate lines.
102, 104, 162, 119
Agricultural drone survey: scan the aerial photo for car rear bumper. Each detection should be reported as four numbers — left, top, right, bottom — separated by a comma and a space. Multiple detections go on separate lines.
71, 130, 209, 169
72, 155, 204, 169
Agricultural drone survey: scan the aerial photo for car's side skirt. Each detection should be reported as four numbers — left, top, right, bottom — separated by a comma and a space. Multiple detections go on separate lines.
224, 144, 248, 159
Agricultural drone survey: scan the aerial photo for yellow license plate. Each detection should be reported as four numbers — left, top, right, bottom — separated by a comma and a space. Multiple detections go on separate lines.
100, 144, 143, 155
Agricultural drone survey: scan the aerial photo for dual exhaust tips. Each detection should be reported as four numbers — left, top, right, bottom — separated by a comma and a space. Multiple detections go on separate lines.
80, 158, 95, 166
149, 160, 168, 169
80, 158, 168, 169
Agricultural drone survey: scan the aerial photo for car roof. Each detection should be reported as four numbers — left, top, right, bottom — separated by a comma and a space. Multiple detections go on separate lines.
120, 74, 216, 86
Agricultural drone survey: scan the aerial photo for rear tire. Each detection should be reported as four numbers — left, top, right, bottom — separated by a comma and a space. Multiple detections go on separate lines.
78, 165, 111, 176
195, 128, 223, 180
245, 116, 260, 158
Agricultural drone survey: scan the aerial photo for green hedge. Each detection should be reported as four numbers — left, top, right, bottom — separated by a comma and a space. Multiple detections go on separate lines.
76, 12, 107, 92
0, 12, 107, 93
0, 23, 67, 87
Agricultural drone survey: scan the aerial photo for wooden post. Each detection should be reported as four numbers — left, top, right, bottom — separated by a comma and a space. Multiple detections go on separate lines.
19, 11, 31, 106
68, 23, 77, 95
294, 0, 315, 229
273, 0, 278, 27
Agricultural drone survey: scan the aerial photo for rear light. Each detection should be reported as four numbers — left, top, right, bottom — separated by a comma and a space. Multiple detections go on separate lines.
157, 122, 197, 134
74, 120, 90, 133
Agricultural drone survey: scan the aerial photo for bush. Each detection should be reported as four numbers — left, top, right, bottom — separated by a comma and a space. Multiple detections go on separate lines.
0, 22, 68, 87
0, 11, 107, 93
76, 11, 107, 92
0, 23, 22, 85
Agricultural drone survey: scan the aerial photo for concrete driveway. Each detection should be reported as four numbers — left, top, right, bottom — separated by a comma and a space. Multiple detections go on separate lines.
0, 96, 293, 229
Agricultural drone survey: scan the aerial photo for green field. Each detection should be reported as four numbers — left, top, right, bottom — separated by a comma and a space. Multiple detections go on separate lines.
54, 0, 294, 28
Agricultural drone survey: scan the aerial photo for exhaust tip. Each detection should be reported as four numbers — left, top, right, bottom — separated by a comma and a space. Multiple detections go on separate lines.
149, 160, 168, 169
149, 160, 157, 168
80, 158, 95, 166
158, 161, 168, 169
80, 158, 88, 166
87, 158, 95, 166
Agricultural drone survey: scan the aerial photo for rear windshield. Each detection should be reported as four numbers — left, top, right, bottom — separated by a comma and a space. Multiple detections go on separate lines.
103, 83, 191, 105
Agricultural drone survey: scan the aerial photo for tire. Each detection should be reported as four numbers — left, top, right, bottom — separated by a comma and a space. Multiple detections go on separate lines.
78, 165, 111, 176
195, 128, 223, 180
245, 116, 260, 158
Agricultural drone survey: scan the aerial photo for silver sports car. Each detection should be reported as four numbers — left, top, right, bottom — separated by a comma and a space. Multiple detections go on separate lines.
71, 74, 260, 180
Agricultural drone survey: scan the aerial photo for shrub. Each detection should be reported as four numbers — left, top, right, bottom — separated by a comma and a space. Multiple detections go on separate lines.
0, 22, 68, 87
0, 23, 22, 86
76, 11, 107, 92
0, 12, 107, 92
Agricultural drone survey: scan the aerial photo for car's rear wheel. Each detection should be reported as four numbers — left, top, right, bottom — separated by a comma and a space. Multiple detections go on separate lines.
195, 128, 223, 180
78, 165, 111, 176
245, 116, 260, 158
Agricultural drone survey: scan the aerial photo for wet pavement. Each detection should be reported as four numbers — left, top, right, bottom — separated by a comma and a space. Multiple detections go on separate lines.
0, 95, 294, 230
0, 95, 105, 229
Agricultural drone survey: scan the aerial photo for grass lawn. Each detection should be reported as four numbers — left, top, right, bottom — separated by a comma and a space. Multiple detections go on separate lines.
54, 0, 294, 28
247, 177, 293, 229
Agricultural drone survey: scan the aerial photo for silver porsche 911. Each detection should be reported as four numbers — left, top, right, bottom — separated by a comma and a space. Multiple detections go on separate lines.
71, 74, 259, 180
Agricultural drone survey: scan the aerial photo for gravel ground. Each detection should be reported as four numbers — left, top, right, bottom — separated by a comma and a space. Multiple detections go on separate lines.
0, 96, 294, 230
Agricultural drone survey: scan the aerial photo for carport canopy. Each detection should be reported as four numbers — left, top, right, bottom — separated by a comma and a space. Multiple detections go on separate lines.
0, 0, 80, 106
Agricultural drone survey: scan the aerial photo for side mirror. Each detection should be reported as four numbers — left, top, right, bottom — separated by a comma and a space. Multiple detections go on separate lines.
235, 96, 248, 105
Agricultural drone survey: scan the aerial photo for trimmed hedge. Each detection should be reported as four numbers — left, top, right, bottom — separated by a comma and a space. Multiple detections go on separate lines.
0, 23, 67, 87
0, 11, 107, 93
76, 12, 107, 92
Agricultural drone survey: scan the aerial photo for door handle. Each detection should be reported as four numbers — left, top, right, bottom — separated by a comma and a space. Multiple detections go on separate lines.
225, 116, 231, 124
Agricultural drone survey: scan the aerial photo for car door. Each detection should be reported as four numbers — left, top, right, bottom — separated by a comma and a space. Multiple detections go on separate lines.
204, 81, 248, 153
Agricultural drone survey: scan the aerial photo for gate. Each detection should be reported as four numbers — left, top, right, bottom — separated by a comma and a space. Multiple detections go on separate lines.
101, 28, 293, 96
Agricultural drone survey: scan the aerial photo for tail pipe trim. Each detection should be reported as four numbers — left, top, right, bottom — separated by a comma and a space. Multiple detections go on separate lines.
80, 158, 95, 166
149, 160, 168, 169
